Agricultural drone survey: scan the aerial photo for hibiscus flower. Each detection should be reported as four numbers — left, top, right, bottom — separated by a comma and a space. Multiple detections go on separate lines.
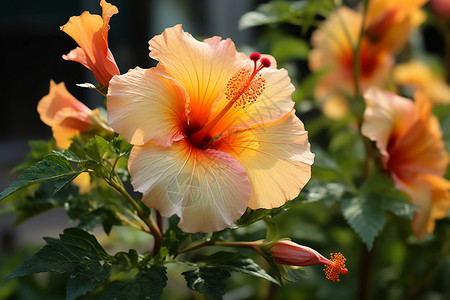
61, 0, 120, 88
361, 88, 450, 238
37, 80, 112, 149
107, 25, 314, 233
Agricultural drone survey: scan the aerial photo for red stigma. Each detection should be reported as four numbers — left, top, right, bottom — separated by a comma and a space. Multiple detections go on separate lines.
260, 57, 271, 68
249, 52, 261, 61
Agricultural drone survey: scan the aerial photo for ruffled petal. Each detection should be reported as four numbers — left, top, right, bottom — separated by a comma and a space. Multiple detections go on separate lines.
362, 88, 416, 160
216, 111, 314, 209
52, 125, 81, 149
394, 173, 450, 238
37, 80, 91, 127
149, 24, 247, 129
61, 0, 119, 86
128, 139, 251, 233
107, 67, 188, 147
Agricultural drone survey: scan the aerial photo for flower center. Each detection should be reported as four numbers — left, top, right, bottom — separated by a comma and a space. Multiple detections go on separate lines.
323, 252, 348, 282
188, 53, 270, 149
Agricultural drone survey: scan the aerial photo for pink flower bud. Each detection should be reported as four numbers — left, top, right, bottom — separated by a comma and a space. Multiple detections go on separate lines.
269, 240, 348, 282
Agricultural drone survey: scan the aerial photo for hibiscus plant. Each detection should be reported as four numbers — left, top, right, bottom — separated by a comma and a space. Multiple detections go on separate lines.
1, 0, 450, 299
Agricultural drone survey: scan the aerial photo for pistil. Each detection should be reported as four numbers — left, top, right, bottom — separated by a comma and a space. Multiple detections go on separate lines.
188, 53, 270, 149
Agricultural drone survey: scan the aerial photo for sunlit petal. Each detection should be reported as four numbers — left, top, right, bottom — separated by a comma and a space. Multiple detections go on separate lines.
128, 139, 251, 233
217, 111, 314, 209
107, 67, 188, 146
61, 0, 119, 86
149, 24, 247, 129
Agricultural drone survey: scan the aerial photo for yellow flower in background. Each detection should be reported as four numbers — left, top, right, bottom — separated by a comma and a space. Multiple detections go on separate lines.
394, 60, 450, 105
309, 7, 393, 119
107, 25, 314, 233
362, 88, 450, 238
37, 80, 112, 149
61, 0, 120, 88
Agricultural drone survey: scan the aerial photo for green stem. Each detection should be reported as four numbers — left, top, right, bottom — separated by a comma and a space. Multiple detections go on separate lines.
107, 177, 162, 255
352, 0, 369, 103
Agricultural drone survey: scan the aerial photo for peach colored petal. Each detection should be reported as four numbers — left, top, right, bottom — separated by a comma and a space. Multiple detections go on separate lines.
61, 0, 119, 87
128, 139, 251, 233
217, 111, 314, 209
52, 125, 81, 149
365, 0, 427, 53
394, 60, 450, 105
107, 67, 188, 147
37, 80, 91, 127
394, 174, 450, 238
72, 172, 92, 194
362, 88, 450, 238
149, 24, 248, 130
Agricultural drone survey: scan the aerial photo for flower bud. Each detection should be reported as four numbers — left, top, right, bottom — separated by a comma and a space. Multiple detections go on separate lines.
269, 240, 348, 282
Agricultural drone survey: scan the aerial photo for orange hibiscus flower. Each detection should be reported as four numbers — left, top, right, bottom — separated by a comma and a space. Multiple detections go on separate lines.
361, 88, 450, 238
38, 80, 112, 149
309, 7, 393, 119
309, 1, 427, 119
365, 0, 428, 53
61, 0, 120, 88
107, 25, 314, 233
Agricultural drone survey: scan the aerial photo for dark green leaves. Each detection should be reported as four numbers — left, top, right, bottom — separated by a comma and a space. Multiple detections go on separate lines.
341, 172, 414, 250
101, 266, 167, 300
0, 153, 81, 201
183, 267, 231, 300
5, 228, 111, 300
239, 0, 333, 31
341, 195, 385, 250
205, 251, 278, 284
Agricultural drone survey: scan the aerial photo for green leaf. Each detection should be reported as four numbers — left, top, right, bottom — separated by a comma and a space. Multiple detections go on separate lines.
239, 1, 305, 30
206, 251, 278, 284
162, 215, 189, 256
64, 183, 131, 234
383, 199, 418, 220
12, 139, 57, 173
0, 153, 81, 201
5, 228, 110, 279
281, 265, 307, 282
238, 0, 332, 31
271, 37, 309, 63
183, 267, 230, 300
340, 173, 405, 250
13, 182, 78, 225
5, 228, 111, 299
101, 266, 167, 300
341, 195, 385, 250
111, 135, 133, 157
236, 206, 286, 227
66, 263, 111, 300
300, 181, 348, 204
84, 136, 110, 163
